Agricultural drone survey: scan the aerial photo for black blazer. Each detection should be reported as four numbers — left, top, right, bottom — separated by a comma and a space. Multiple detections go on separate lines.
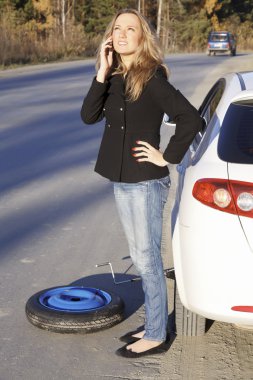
81, 68, 203, 183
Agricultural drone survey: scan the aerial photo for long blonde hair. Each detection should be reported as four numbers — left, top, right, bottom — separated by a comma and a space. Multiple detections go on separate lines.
96, 8, 169, 101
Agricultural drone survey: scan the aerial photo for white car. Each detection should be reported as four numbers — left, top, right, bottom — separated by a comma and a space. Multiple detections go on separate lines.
171, 71, 253, 335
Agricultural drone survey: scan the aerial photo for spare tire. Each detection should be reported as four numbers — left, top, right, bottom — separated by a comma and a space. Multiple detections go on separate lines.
25, 286, 124, 334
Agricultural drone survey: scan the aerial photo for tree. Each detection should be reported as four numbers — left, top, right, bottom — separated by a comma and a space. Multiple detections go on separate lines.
1, 0, 253, 66
31, 0, 55, 34
83, 0, 136, 35
157, 0, 162, 36
204, 0, 223, 30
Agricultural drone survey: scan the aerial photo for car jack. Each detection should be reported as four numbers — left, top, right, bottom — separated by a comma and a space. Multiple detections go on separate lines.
95, 262, 175, 285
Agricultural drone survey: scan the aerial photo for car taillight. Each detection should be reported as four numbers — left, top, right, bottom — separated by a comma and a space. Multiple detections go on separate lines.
192, 179, 253, 218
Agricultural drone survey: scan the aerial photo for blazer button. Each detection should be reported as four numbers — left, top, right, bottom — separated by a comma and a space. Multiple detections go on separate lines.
103, 108, 106, 111
108, 124, 111, 128
120, 108, 123, 111
121, 126, 124, 130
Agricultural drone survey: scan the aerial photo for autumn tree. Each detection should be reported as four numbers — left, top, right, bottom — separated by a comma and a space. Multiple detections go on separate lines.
0, 0, 253, 66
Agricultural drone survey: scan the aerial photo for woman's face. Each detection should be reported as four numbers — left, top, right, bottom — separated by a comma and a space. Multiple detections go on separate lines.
112, 13, 143, 62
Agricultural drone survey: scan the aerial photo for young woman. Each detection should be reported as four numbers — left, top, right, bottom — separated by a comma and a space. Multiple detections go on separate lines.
81, 9, 203, 358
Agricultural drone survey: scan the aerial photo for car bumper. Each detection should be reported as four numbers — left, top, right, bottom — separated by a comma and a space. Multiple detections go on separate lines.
173, 208, 253, 325
208, 48, 230, 52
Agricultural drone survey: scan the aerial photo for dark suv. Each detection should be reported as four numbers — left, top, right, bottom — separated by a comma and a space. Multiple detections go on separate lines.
207, 31, 236, 56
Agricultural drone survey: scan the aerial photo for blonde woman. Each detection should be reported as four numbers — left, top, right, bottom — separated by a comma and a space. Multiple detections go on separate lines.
81, 9, 203, 358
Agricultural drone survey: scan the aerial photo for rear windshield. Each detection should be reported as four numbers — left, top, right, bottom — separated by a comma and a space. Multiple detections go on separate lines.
218, 100, 253, 164
209, 34, 228, 42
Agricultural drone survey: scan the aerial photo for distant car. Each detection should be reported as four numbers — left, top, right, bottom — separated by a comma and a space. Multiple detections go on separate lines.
207, 31, 236, 56
170, 71, 253, 336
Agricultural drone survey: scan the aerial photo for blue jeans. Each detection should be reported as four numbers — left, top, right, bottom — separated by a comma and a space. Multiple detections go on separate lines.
113, 175, 171, 342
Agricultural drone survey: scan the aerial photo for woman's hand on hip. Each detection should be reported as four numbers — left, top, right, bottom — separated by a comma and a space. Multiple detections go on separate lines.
97, 37, 114, 83
132, 141, 169, 167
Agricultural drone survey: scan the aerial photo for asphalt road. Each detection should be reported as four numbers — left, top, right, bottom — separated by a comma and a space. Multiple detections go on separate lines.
0, 53, 253, 380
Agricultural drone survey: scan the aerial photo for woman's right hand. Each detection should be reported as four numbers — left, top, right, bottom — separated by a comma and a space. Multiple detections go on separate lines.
97, 36, 114, 83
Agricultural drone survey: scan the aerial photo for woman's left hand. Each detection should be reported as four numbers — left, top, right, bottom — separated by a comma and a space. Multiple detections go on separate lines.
132, 141, 169, 167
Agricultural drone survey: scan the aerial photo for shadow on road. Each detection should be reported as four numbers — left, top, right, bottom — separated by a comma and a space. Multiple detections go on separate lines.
0, 110, 102, 195
0, 63, 95, 91
70, 272, 176, 330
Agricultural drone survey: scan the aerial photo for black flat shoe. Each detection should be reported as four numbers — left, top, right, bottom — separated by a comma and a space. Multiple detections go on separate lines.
116, 339, 171, 358
119, 336, 141, 344
119, 326, 145, 343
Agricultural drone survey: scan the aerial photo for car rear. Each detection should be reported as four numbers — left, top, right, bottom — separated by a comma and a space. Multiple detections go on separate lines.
207, 31, 236, 56
173, 86, 253, 325
218, 95, 253, 315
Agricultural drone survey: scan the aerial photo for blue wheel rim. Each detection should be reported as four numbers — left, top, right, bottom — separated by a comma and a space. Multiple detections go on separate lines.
39, 287, 112, 312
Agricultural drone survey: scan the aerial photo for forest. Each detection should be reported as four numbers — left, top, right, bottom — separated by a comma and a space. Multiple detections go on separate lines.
0, 0, 253, 67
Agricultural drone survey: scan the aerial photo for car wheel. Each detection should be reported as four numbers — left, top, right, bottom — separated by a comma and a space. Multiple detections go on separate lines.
174, 282, 206, 336
25, 286, 125, 333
